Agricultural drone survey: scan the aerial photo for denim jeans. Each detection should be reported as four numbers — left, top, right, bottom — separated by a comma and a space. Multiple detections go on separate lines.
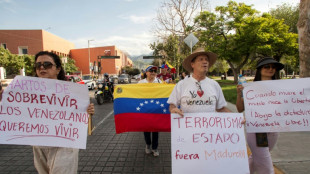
144, 132, 159, 150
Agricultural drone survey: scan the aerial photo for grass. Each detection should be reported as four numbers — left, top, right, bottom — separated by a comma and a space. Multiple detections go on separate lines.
216, 79, 237, 104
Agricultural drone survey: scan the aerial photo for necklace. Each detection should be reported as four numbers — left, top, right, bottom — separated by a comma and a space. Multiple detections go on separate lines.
195, 82, 204, 97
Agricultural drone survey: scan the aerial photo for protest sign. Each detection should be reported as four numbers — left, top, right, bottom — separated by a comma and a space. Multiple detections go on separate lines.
171, 113, 249, 174
243, 78, 310, 132
0, 76, 90, 149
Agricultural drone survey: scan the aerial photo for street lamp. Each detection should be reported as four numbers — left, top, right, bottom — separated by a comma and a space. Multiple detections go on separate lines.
88, 39, 94, 74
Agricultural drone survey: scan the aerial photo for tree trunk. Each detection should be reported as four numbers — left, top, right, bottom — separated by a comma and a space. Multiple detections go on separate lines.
227, 60, 239, 84
298, 0, 310, 77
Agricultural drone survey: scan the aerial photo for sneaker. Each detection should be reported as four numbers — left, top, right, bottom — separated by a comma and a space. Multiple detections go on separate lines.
145, 145, 151, 154
152, 149, 159, 157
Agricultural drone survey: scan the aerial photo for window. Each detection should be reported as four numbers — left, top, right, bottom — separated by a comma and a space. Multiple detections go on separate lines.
104, 50, 111, 56
1, 43, 7, 49
18, 46, 28, 55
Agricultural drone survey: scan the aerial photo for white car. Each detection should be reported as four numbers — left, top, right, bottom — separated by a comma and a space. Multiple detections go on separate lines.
82, 75, 97, 90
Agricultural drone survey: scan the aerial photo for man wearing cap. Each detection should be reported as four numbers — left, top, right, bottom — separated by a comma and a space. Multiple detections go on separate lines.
138, 65, 162, 156
167, 47, 231, 116
157, 64, 172, 83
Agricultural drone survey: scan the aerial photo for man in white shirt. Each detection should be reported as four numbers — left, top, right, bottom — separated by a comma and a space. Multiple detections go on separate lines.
167, 47, 231, 115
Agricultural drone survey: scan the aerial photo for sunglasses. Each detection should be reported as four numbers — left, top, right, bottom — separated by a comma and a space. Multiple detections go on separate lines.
262, 64, 276, 69
148, 69, 157, 73
35, 61, 56, 70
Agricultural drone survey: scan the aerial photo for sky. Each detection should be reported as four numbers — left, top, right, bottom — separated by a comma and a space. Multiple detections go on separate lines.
0, 0, 299, 57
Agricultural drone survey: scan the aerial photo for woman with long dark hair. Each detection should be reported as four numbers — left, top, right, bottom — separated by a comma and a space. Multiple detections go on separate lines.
236, 57, 284, 174
32, 51, 94, 174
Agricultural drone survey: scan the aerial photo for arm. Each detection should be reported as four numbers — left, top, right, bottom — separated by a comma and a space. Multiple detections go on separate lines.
216, 106, 231, 113
236, 84, 245, 112
0, 89, 3, 101
169, 104, 184, 117
87, 103, 95, 115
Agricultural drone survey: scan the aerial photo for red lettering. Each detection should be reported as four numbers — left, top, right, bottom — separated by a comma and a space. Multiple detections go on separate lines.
185, 117, 192, 128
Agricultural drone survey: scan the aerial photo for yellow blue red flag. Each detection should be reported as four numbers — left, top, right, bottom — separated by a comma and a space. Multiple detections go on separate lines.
113, 83, 175, 134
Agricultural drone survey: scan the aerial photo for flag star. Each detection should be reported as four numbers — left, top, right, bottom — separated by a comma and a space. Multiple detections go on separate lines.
156, 101, 160, 104
140, 103, 144, 106
144, 101, 148, 104
160, 104, 164, 107
163, 109, 167, 113
150, 100, 154, 103
136, 107, 140, 111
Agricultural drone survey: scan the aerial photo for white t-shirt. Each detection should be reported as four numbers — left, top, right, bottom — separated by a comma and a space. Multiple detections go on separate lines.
138, 77, 162, 84
167, 75, 227, 113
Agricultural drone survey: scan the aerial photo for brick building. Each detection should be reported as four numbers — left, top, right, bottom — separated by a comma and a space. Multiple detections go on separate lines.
0, 30, 74, 57
0, 30, 132, 76
70, 46, 132, 76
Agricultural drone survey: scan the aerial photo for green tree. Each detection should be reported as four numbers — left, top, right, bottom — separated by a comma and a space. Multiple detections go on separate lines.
121, 66, 140, 76
270, 3, 299, 34
23, 54, 35, 76
0, 47, 24, 76
194, 1, 298, 83
63, 57, 78, 74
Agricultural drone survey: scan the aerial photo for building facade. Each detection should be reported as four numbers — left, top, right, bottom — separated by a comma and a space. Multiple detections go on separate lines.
0, 30, 132, 76
0, 30, 74, 57
70, 46, 132, 76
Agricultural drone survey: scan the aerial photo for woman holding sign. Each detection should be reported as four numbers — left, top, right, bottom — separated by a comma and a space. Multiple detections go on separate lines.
138, 65, 162, 157
32, 51, 95, 174
236, 57, 284, 174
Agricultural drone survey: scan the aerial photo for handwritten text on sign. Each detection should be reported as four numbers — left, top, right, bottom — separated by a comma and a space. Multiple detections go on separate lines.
0, 76, 90, 149
243, 78, 310, 133
171, 113, 249, 174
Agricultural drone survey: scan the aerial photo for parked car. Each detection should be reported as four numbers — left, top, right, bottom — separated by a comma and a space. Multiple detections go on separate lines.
65, 75, 85, 84
110, 74, 118, 84
118, 74, 131, 84
133, 74, 140, 80
82, 74, 97, 90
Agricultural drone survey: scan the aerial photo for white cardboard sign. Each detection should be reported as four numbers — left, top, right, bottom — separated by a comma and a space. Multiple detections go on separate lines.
0, 76, 90, 149
243, 78, 310, 133
171, 113, 249, 174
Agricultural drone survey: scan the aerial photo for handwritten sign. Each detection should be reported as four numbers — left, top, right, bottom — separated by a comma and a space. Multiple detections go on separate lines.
171, 113, 249, 174
0, 76, 90, 149
243, 78, 310, 133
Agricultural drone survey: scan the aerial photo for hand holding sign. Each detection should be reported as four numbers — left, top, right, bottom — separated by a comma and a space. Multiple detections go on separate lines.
0, 76, 90, 149
243, 78, 310, 133
171, 113, 249, 174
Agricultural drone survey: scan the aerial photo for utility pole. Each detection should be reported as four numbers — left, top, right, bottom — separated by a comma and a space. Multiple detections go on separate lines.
88, 39, 94, 75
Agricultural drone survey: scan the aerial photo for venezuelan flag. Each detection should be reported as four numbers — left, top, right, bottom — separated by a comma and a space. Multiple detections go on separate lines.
166, 61, 176, 74
114, 83, 175, 134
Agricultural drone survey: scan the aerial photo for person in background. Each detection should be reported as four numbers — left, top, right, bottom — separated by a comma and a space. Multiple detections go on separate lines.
157, 64, 172, 83
236, 57, 284, 174
30, 51, 94, 174
138, 65, 162, 156
103, 73, 114, 99
168, 47, 231, 117
180, 71, 188, 80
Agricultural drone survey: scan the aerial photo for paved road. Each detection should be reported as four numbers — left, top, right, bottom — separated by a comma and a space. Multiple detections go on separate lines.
272, 132, 310, 174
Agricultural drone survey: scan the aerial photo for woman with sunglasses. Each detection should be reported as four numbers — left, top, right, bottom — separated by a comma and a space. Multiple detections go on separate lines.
236, 57, 284, 174
32, 51, 95, 174
138, 65, 162, 156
